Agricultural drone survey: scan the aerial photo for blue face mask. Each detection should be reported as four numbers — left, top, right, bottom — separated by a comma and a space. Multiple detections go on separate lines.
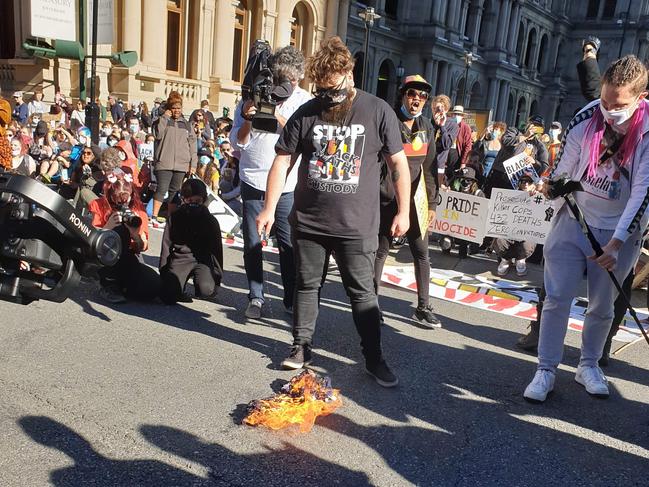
199, 155, 211, 165
400, 105, 421, 120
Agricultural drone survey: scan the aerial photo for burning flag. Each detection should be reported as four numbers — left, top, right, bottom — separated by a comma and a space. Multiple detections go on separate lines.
244, 370, 342, 433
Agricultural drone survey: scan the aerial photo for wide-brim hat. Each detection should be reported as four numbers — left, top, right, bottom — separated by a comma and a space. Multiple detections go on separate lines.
450, 105, 465, 115
399, 75, 432, 93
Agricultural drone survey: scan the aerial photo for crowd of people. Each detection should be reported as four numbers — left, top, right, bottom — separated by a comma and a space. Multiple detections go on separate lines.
1, 36, 647, 402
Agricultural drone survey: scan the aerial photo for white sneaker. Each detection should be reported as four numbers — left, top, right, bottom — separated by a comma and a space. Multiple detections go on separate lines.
497, 259, 511, 276
516, 259, 528, 276
575, 365, 609, 397
523, 369, 555, 402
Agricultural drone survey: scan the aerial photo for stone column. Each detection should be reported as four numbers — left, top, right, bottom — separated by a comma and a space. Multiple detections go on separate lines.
141, 0, 165, 70
337, 0, 350, 42
497, 80, 510, 121
487, 78, 499, 114
325, 0, 340, 38
466, 1, 483, 45
506, 1, 520, 55
426, 59, 438, 93
495, 0, 512, 50
211, 0, 237, 79
121, 0, 141, 52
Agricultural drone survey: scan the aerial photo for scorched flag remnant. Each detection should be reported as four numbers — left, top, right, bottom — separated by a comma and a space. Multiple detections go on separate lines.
244, 370, 342, 433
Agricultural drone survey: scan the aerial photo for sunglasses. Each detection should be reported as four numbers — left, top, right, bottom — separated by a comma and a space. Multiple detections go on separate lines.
313, 78, 347, 98
405, 89, 429, 100
82, 151, 94, 156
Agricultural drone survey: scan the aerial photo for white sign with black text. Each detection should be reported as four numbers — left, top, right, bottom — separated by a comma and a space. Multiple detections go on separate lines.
30, 0, 77, 41
486, 188, 555, 244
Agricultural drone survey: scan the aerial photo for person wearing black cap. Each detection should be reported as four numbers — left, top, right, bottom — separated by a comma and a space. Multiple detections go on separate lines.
374, 74, 441, 328
577, 36, 602, 103
483, 115, 549, 197
159, 178, 223, 304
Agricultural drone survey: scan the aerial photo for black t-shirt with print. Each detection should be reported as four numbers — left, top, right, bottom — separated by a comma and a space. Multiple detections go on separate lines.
276, 89, 403, 239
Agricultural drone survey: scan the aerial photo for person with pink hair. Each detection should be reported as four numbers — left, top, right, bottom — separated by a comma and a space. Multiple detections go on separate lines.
524, 55, 649, 403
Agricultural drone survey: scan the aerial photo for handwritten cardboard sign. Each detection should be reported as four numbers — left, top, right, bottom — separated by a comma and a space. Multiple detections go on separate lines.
413, 174, 429, 238
432, 191, 488, 244
502, 153, 540, 189
486, 188, 555, 244
138, 143, 154, 167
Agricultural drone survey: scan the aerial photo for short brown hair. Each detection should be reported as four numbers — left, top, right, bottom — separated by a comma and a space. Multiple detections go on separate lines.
306, 36, 354, 85
99, 147, 122, 173
601, 55, 649, 96
167, 90, 183, 108
431, 94, 451, 111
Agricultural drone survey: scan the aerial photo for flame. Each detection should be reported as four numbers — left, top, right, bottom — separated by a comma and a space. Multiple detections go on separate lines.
244, 370, 342, 433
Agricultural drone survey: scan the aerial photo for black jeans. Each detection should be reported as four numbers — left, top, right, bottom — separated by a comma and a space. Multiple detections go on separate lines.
153, 170, 185, 203
292, 230, 383, 365
375, 232, 430, 308
98, 227, 160, 301
160, 252, 220, 304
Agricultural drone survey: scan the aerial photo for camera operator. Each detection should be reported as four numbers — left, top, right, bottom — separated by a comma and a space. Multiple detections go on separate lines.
483, 115, 549, 197
151, 91, 198, 227
88, 168, 160, 304
230, 45, 311, 319
523, 56, 649, 403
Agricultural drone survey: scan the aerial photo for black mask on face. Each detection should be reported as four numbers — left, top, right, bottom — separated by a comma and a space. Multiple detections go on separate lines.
314, 78, 349, 108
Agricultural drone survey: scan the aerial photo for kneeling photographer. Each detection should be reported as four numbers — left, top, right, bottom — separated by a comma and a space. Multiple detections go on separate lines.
159, 179, 223, 304
230, 43, 311, 319
88, 168, 160, 304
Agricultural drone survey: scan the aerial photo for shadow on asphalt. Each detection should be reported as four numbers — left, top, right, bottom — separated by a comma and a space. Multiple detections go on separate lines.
59, 248, 649, 485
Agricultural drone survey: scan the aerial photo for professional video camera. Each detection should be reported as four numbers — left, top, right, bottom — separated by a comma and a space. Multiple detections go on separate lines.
0, 174, 121, 305
241, 39, 294, 133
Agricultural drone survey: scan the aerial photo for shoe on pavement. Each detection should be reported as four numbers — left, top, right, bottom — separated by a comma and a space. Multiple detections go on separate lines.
99, 285, 127, 304
281, 345, 312, 370
152, 217, 166, 229
178, 293, 193, 303
575, 365, 609, 397
523, 369, 555, 403
413, 304, 442, 329
245, 298, 263, 319
497, 259, 511, 276
516, 327, 539, 352
516, 259, 528, 276
366, 360, 399, 388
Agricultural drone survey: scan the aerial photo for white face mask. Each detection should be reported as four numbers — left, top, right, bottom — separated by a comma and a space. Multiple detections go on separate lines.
78, 135, 88, 146
600, 100, 638, 127
129, 124, 139, 133
455, 116, 463, 124
549, 128, 561, 139
11, 147, 21, 157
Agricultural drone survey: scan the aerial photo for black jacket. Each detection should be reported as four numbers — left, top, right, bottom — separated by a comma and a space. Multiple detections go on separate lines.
577, 57, 601, 102
488, 127, 549, 184
159, 204, 224, 283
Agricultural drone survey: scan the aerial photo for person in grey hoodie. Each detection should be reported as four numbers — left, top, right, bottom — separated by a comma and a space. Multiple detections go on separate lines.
151, 90, 197, 225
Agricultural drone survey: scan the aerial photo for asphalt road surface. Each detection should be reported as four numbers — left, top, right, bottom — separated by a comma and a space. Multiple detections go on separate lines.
1, 231, 648, 486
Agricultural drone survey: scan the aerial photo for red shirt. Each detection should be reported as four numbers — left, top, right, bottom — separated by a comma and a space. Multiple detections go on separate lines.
88, 197, 149, 252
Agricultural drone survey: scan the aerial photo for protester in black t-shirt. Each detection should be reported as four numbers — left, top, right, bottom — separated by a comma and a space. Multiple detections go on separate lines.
256, 37, 411, 387
374, 74, 441, 328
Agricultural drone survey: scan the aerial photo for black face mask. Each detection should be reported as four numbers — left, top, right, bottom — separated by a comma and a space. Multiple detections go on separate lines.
313, 79, 349, 108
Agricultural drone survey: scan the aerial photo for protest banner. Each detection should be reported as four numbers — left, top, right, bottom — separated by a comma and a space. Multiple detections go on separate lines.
413, 174, 428, 238
502, 153, 539, 189
486, 188, 555, 244
138, 143, 154, 168
431, 191, 488, 244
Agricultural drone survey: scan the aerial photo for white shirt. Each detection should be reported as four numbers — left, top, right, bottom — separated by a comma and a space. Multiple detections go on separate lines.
28, 100, 48, 116
230, 86, 311, 192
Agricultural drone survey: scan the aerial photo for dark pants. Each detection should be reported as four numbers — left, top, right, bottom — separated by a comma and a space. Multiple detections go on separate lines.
493, 238, 536, 261
375, 231, 430, 309
292, 230, 383, 365
153, 170, 185, 203
241, 182, 294, 307
160, 253, 219, 304
98, 227, 160, 301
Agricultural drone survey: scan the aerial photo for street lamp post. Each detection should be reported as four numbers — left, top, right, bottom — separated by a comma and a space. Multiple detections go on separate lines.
359, 7, 381, 92
617, 1, 634, 58
460, 51, 475, 107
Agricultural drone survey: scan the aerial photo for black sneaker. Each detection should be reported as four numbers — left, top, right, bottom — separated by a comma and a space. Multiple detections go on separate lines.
366, 360, 399, 388
516, 328, 539, 352
413, 305, 442, 328
280, 345, 312, 370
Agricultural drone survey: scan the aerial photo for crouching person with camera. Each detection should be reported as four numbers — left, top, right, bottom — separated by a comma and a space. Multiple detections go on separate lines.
524, 56, 649, 403
88, 169, 161, 304
159, 179, 224, 304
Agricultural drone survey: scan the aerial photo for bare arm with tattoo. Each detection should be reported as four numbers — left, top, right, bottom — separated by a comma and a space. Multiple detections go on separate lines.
385, 150, 411, 237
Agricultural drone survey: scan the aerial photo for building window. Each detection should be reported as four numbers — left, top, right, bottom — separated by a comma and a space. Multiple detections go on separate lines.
524, 29, 537, 68
166, 0, 184, 73
602, 0, 617, 19
384, 0, 398, 18
586, 0, 600, 18
290, 3, 309, 53
232, 1, 249, 83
